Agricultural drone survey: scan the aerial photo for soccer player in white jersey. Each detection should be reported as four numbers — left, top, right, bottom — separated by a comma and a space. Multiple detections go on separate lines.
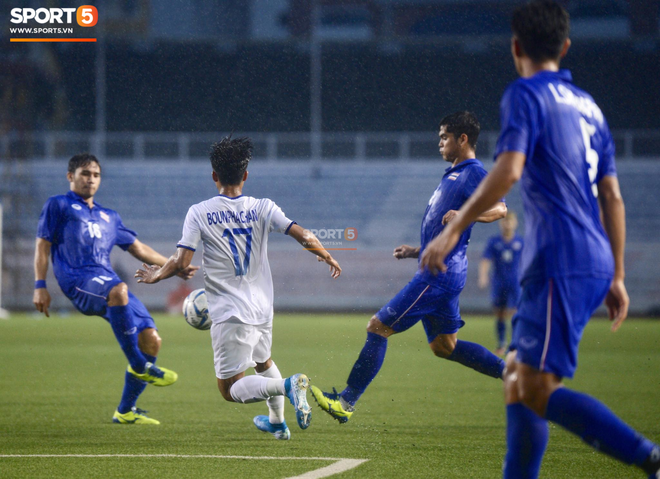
135, 136, 342, 440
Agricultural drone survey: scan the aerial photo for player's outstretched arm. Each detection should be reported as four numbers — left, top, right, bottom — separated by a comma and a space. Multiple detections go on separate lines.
287, 224, 341, 279
33, 238, 52, 317
128, 239, 199, 280
420, 151, 526, 275
478, 259, 491, 289
393, 245, 420, 259
135, 247, 196, 284
442, 202, 507, 225
598, 175, 629, 331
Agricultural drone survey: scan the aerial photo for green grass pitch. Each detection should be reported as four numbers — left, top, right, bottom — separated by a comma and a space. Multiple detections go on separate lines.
1, 313, 658, 478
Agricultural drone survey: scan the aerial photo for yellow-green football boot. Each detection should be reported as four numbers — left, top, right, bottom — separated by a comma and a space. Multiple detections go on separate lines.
310, 386, 353, 424
127, 362, 178, 387
113, 407, 160, 425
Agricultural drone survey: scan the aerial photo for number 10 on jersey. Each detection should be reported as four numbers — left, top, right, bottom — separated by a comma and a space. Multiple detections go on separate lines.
223, 227, 253, 276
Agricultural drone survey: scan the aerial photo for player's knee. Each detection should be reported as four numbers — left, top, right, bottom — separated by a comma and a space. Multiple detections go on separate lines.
366, 316, 393, 337
430, 336, 456, 359
516, 371, 552, 416
107, 283, 129, 306
217, 381, 235, 402
138, 328, 161, 356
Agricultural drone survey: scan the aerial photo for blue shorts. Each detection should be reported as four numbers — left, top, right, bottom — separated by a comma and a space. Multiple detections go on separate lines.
492, 282, 521, 309
65, 272, 156, 333
376, 276, 465, 343
510, 276, 610, 379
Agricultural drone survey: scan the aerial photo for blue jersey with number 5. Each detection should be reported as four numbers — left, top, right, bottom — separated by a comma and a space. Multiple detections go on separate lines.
36, 191, 137, 292
494, 69, 616, 283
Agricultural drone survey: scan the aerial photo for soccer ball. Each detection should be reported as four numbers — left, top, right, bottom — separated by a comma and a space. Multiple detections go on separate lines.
182, 289, 211, 330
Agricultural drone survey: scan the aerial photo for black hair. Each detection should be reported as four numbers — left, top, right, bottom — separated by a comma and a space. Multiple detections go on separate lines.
68, 153, 100, 173
512, 0, 570, 63
439, 111, 481, 149
209, 136, 252, 185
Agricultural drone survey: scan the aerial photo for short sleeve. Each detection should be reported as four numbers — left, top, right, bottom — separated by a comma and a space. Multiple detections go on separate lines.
596, 120, 617, 181
482, 237, 497, 260
267, 200, 295, 234
177, 206, 201, 251
494, 82, 539, 160
36, 197, 64, 244
115, 213, 138, 251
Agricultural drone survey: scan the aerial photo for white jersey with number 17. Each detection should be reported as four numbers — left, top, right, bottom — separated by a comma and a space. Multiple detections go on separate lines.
177, 195, 294, 326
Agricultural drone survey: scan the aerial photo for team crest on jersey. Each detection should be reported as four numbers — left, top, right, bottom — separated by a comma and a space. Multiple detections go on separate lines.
447, 173, 460, 181
100, 211, 110, 223
71, 204, 82, 210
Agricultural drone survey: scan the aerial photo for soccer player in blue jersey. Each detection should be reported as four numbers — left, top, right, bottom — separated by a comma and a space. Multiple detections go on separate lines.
479, 212, 523, 355
311, 111, 507, 423
33, 153, 199, 425
420, 2, 660, 477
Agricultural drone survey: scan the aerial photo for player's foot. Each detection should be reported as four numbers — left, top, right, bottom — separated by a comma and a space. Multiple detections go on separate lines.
643, 445, 660, 479
284, 373, 311, 429
310, 386, 354, 424
112, 407, 160, 425
253, 415, 291, 440
127, 362, 178, 387
495, 347, 506, 356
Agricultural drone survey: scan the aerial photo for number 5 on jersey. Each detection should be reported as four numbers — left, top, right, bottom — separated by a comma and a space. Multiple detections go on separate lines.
579, 117, 599, 197
223, 227, 253, 276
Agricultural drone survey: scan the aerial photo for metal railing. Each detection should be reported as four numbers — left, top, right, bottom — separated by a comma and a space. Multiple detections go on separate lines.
2, 129, 659, 161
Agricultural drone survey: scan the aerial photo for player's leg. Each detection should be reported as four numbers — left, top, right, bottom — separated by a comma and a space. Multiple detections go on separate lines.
510, 277, 660, 477
213, 320, 311, 429
252, 359, 291, 440
503, 353, 549, 479
106, 283, 149, 373
311, 278, 429, 423
495, 306, 507, 355
113, 293, 176, 424
424, 286, 505, 379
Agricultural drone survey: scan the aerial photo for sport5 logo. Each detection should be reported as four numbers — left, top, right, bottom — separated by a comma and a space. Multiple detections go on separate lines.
11, 6, 98, 27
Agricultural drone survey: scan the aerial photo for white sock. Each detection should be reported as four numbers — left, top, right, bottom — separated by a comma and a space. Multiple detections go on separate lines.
257, 362, 286, 424
229, 375, 285, 404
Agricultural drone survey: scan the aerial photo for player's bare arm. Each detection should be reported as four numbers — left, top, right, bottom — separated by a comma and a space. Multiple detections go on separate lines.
33, 237, 52, 317
598, 175, 629, 330
135, 247, 196, 284
393, 244, 420, 259
442, 202, 507, 225
128, 239, 199, 280
478, 258, 491, 289
421, 151, 526, 274
287, 223, 341, 279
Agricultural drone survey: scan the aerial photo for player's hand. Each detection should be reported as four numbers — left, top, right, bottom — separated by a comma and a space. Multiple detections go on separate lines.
135, 263, 162, 284
419, 225, 461, 275
177, 265, 200, 280
317, 255, 342, 279
605, 278, 629, 332
442, 210, 459, 225
478, 275, 489, 289
393, 244, 419, 259
33, 288, 51, 317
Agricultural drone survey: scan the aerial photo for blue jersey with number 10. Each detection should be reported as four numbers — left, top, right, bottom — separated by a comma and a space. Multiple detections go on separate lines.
36, 191, 137, 294
494, 69, 616, 283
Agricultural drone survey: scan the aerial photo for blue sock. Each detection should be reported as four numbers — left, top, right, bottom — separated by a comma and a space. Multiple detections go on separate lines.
447, 340, 505, 379
496, 320, 506, 349
341, 332, 388, 406
118, 353, 155, 414
504, 404, 549, 479
107, 305, 147, 374
545, 387, 656, 466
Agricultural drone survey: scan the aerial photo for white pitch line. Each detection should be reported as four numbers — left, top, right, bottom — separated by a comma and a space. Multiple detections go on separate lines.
0, 454, 369, 479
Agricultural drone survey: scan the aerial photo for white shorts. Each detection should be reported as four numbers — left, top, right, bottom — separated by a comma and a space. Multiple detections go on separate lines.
211, 318, 272, 380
